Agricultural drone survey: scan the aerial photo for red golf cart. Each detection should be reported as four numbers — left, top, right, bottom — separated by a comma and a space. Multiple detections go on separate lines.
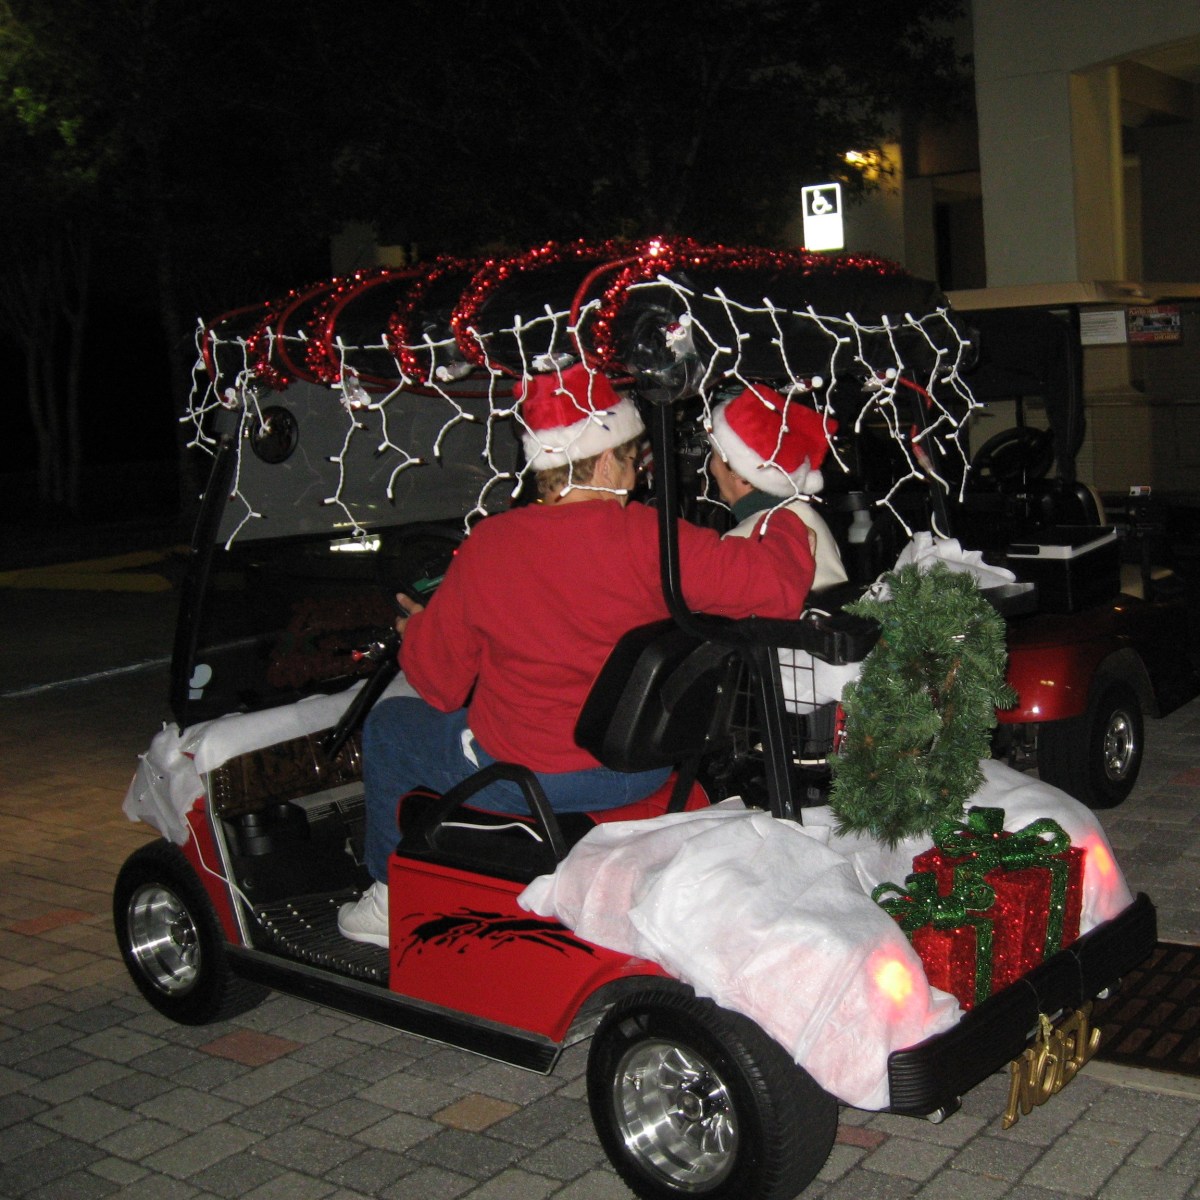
114, 242, 1156, 1200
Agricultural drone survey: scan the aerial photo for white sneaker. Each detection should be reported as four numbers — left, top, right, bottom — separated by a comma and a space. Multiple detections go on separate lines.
337, 881, 389, 947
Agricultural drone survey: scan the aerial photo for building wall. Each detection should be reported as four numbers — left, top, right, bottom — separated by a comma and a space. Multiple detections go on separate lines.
969, 0, 1200, 497
788, 4, 1200, 494
841, 180, 906, 265
973, 0, 1200, 287
1138, 120, 1200, 495
1141, 119, 1200, 282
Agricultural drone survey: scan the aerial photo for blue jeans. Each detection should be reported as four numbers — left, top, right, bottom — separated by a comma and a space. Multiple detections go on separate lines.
361, 696, 671, 881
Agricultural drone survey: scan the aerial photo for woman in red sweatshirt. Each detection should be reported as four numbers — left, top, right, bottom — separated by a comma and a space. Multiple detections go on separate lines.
340, 364, 815, 946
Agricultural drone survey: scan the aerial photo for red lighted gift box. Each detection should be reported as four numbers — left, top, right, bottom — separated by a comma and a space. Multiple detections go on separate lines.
913, 807, 1084, 991
872, 870, 997, 1010
910, 921, 989, 1010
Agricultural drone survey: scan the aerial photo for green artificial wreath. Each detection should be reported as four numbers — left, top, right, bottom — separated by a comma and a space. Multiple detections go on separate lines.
829, 561, 1017, 846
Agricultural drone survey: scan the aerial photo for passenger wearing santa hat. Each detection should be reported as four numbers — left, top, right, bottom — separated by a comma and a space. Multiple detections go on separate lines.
340, 363, 818, 947
708, 384, 848, 591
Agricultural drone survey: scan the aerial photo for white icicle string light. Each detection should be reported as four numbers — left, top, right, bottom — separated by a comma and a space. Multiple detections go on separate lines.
627, 275, 981, 533
190, 280, 981, 544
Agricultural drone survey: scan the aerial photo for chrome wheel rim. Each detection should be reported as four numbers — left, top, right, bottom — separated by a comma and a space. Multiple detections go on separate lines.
126, 883, 200, 995
613, 1039, 738, 1189
1102, 708, 1137, 782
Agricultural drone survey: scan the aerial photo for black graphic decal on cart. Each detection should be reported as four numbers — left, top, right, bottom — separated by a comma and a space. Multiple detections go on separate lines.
399, 909, 596, 961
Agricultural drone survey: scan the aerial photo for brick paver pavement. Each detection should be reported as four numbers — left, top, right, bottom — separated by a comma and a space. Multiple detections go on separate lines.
3, 573, 1200, 1199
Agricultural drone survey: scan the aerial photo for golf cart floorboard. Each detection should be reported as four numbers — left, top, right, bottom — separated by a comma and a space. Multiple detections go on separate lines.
250, 890, 389, 983
228, 900, 562, 1073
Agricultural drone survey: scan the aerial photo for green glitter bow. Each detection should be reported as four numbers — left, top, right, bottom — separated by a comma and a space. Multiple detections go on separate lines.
931, 806, 1073, 958
872, 868, 996, 1003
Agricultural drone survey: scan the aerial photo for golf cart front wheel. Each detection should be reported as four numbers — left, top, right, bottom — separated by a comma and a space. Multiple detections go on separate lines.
113, 840, 267, 1024
587, 985, 836, 1200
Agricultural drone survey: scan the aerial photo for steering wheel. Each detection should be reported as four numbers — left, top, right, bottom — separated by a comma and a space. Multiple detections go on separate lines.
970, 426, 1055, 488
374, 522, 465, 608
322, 524, 464, 760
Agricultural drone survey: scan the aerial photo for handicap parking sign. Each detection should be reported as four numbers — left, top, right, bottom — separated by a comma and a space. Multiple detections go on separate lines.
801, 183, 844, 251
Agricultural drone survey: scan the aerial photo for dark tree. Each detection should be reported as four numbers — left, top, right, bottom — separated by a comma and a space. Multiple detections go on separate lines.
0, 0, 968, 512
0, 152, 90, 508
1, 0, 337, 509
0, 22, 98, 508
328, 0, 971, 252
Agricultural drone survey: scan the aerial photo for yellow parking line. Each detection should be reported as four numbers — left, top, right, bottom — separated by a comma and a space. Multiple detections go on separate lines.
0, 569, 173, 593
37, 550, 171, 573
0, 549, 182, 593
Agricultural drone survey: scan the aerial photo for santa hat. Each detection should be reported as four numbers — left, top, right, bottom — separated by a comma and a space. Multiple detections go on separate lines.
517, 363, 644, 470
709, 384, 837, 497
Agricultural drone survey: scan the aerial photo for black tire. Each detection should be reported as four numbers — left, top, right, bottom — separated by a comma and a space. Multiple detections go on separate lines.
587, 985, 837, 1200
1038, 679, 1144, 809
113, 840, 268, 1024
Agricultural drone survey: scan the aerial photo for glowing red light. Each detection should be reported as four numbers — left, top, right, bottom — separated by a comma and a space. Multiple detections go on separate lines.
1088, 838, 1115, 878
874, 956, 914, 1005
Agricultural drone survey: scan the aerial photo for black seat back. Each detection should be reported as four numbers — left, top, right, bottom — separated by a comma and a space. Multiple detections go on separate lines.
1040, 480, 1105, 527
574, 620, 739, 771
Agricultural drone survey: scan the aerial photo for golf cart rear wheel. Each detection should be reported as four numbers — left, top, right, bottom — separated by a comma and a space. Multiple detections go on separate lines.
587, 985, 836, 1200
1038, 680, 1144, 809
114, 840, 267, 1024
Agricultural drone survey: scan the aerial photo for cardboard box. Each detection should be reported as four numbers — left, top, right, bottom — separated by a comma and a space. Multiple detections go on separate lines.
1005, 526, 1119, 613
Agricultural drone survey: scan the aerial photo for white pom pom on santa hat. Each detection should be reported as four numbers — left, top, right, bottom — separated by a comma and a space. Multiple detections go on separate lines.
709, 383, 837, 497
517, 363, 645, 470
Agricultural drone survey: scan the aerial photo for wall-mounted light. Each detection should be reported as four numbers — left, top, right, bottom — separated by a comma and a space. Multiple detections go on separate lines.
843, 148, 893, 184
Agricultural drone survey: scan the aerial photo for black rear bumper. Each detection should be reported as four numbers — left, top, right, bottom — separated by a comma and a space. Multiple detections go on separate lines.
887, 892, 1157, 1116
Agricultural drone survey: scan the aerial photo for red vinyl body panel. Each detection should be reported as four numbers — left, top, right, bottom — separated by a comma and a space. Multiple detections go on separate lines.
388, 856, 665, 1041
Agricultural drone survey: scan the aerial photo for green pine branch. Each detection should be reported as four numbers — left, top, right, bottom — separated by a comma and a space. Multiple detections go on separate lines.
829, 562, 1016, 845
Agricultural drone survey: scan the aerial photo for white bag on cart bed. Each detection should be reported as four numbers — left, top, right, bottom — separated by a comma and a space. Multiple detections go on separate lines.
520, 767, 1132, 1110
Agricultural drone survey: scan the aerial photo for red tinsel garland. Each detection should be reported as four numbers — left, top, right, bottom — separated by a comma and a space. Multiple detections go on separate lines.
384, 255, 480, 384
585, 241, 906, 369
303, 267, 399, 385
448, 237, 634, 372
244, 278, 333, 392
232, 241, 908, 392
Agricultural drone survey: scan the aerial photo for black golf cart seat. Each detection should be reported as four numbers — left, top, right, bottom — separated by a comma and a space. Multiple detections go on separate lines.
954, 308, 1107, 544
394, 620, 740, 882
956, 307, 1184, 601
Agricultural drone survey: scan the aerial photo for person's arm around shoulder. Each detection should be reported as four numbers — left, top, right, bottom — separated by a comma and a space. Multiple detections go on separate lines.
759, 501, 846, 590
677, 504, 817, 618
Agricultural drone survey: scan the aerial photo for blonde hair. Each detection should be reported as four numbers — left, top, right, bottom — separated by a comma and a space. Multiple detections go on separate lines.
535, 436, 642, 500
